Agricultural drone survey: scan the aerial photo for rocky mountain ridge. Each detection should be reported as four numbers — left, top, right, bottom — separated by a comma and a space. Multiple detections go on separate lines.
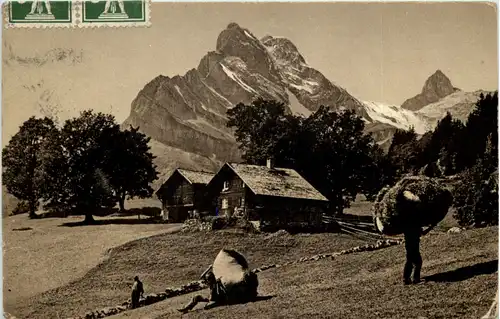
122, 23, 382, 170
2, 24, 488, 178
124, 23, 489, 174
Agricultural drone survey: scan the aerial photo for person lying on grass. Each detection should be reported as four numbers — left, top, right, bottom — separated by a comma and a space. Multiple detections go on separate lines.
177, 270, 226, 313
177, 249, 259, 313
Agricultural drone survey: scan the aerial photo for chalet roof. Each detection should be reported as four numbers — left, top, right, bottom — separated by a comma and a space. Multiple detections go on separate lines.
226, 163, 328, 202
177, 168, 214, 185
154, 168, 215, 194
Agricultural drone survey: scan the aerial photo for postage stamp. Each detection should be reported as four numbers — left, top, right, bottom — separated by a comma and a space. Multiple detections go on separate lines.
4, 0, 151, 28
5, 0, 73, 28
81, 0, 149, 27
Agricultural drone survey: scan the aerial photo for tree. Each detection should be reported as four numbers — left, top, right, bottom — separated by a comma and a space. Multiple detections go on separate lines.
53, 110, 119, 223
227, 98, 292, 164
453, 156, 498, 227
386, 127, 419, 177
462, 92, 498, 168
420, 112, 466, 174
300, 106, 379, 213
227, 100, 380, 214
100, 125, 158, 211
2, 117, 59, 218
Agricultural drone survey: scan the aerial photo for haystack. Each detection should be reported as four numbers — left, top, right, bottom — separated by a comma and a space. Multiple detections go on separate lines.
211, 249, 258, 302
372, 175, 453, 235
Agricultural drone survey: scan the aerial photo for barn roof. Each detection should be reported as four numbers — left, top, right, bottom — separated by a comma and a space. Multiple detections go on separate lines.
177, 168, 214, 185
226, 163, 328, 202
154, 168, 215, 194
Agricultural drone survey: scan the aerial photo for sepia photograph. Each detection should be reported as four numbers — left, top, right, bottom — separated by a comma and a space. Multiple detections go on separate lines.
1, 1, 498, 318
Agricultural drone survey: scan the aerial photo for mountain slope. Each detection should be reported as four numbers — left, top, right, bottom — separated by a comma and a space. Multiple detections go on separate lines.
417, 90, 488, 127
123, 23, 406, 167
123, 23, 378, 169
124, 24, 492, 167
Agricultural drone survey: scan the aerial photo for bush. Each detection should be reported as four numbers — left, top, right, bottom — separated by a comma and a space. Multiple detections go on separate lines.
453, 162, 498, 227
211, 216, 258, 233
11, 201, 30, 216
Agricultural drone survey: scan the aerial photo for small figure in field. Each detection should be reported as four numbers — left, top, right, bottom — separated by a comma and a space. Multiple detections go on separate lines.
131, 276, 144, 309
403, 222, 435, 285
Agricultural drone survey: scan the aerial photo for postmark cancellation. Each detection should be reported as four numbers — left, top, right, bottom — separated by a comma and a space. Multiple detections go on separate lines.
4, 0, 151, 28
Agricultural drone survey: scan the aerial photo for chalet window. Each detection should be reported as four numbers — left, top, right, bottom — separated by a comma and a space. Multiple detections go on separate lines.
223, 181, 229, 191
222, 198, 229, 209
239, 197, 245, 207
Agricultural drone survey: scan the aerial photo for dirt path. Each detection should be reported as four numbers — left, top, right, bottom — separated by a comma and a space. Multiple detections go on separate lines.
3, 215, 180, 308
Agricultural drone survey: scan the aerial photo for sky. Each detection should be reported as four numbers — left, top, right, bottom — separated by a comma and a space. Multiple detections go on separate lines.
2, 2, 498, 144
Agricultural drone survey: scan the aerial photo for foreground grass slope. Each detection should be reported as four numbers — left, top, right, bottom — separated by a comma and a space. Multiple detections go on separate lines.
11, 231, 371, 318
11, 225, 498, 319
118, 227, 498, 319
2, 211, 179, 309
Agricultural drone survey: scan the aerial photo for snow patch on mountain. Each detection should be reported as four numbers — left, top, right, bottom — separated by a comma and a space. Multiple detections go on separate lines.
289, 83, 315, 94
244, 30, 257, 40
362, 101, 431, 134
416, 90, 487, 128
202, 80, 233, 108
220, 62, 257, 93
286, 88, 312, 117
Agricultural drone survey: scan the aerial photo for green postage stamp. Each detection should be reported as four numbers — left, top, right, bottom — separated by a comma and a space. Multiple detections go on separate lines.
4, 0, 151, 28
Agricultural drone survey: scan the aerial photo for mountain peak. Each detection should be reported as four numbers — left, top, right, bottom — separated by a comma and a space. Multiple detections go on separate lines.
423, 69, 453, 93
226, 22, 242, 30
216, 23, 257, 53
214, 23, 282, 82
401, 69, 458, 111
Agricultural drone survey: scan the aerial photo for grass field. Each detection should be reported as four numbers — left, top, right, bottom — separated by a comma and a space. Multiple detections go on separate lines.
3, 198, 497, 319
112, 226, 497, 319
2, 198, 179, 309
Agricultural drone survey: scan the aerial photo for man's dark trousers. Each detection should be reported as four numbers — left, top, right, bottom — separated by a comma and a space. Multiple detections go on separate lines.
404, 227, 422, 283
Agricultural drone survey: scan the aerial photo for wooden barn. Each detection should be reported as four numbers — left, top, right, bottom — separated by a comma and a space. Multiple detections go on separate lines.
207, 160, 329, 229
155, 168, 215, 223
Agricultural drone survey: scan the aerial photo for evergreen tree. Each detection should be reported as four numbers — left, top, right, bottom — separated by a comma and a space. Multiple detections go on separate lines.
462, 92, 498, 168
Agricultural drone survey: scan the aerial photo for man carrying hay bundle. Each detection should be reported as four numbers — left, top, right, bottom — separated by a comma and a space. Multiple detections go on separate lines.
177, 249, 259, 313
372, 176, 453, 285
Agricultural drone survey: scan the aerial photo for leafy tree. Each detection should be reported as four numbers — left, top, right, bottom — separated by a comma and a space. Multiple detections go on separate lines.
227, 100, 380, 214
2, 117, 59, 218
453, 151, 498, 227
52, 110, 119, 223
227, 98, 292, 164
386, 127, 419, 177
100, 125, 158, 211
301, 107, 379, 213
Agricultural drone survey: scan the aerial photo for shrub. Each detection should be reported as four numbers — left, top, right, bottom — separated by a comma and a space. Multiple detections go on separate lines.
11, 201, 30, 216
453, 162, 498, 227
211, 216, 258, 233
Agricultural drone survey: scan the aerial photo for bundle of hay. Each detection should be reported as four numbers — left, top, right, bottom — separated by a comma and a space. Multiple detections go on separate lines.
372, 175, 453, 235
211, 249, 258, 302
